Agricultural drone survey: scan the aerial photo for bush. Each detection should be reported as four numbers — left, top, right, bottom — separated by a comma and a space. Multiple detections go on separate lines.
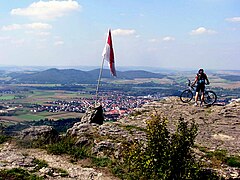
32, 159, 48, 171
0, 168, 43, 180
0, 135, 8, 144
91, 156, 111, 167
47, 137, 90, 160
205, 149, 240, 168
114, 116, 220, 180
226, 156, 240, 168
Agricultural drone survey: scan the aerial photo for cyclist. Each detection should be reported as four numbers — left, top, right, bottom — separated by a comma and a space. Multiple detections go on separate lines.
192, 68, 210, 106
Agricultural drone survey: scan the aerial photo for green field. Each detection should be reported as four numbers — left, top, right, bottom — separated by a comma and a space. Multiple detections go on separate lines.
15, 111, 82, 121
0, 95, 16, 100
16, 114, 46, 121
21, 90, 82, 104
0, 88, 90, 123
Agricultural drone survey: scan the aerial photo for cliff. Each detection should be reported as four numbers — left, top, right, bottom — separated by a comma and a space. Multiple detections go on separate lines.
0, 97, 239, 179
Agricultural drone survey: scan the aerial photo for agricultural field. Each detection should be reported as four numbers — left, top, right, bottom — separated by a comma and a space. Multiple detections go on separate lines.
0, 88, 91, 124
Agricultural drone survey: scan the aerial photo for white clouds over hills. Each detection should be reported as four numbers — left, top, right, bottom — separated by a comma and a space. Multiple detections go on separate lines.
11, 0, 81, 20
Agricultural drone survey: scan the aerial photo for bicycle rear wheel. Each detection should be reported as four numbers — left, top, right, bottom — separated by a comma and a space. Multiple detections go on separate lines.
180, 90, 193, 103
204, 90, 217, 105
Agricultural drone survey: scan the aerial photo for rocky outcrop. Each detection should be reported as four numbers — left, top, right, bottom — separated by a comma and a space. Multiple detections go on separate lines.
0, 143, 115, 179
81, 105, 104, 125
19, 125, 59, 144
65, 97, 240, 179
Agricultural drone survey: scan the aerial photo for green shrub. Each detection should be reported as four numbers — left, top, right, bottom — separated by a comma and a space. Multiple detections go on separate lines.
114, 116, 220, 180
0, 168, 43, 180
47, 137, 90, 160
206, 149, 227, 162
55, 168, 68, 177
91, 156, 111, 167
33, 159, 48, 171
204, 149, 240, 168
226, 156, 240, 168
0, 135, 9, 144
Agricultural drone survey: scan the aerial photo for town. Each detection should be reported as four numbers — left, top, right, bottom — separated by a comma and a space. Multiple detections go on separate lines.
29, 93, 153, 121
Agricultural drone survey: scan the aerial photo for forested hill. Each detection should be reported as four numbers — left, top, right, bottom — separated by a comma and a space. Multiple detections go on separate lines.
9, 68, 165, 84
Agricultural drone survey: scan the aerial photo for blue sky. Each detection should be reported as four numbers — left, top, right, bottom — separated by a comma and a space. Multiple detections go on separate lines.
0, 0, 239, 70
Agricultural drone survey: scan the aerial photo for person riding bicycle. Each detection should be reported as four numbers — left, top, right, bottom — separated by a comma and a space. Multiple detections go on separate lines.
191, 68, 210, 106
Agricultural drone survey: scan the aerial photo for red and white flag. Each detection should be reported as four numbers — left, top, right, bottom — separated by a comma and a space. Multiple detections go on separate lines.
102, 29, 117, 77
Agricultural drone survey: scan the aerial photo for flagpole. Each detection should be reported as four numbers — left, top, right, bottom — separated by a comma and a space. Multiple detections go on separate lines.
95, 57, 105, 106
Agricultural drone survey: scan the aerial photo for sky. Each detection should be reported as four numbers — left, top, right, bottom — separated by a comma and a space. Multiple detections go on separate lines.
0, 0, 239, 70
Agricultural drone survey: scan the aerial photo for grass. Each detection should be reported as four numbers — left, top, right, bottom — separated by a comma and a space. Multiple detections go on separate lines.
32, 159, 48, 171
0, 168, 43, 180
32, 91, 56, 96
199, 147, 240, 168
17, 114, 46, 121
91, 156, 112, 167
52, 168, 68, 177
205, 149, 227, 162
226, 156, 240, 168
0, 135, 9, 144
46, 137, 91, 160
0, 95, 16, 100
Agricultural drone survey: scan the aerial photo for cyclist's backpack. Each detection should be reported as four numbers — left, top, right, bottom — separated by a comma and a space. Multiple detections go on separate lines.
197, 73, 206, 84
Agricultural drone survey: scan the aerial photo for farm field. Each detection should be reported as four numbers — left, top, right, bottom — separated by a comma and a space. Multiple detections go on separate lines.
0, 95, 16, 100
0, 88, 90, 124
0, 112, 83, 123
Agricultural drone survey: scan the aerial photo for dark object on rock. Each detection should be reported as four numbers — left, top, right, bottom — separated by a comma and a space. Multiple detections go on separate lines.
81, 105, 104, 125
90, 105, 104, 125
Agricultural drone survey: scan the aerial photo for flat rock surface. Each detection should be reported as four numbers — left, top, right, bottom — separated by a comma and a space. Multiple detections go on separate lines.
0, 142, 118, 180
121, 97, 240, 155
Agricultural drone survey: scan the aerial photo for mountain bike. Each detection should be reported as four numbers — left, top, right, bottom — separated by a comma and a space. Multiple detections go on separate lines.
180, 79, 217, 105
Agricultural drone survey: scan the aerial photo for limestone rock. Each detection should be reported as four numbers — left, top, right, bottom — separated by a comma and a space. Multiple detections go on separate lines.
81, 105, 104, 125
66, 122, 98, 137
19, 125, 59, 143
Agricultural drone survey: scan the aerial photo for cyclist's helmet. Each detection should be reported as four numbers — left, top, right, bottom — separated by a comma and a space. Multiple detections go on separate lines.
198, 68, 204, 74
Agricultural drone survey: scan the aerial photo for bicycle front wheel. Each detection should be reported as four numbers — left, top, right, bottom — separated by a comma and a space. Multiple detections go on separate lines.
180, 90, 193, 103
204, 90, 217, 105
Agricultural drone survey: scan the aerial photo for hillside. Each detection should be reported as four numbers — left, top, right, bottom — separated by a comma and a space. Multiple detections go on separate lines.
0, 97, 239, 179
9, 68, 165, 84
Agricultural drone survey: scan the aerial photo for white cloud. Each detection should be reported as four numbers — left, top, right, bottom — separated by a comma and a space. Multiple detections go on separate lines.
37, 32, 51, 36
25, 23, 52, 30
11, 0, 81, 20
190, 27, 216, 35
149, 38, 159, 43
0, 36, 11, 41
25, 31, 51, 37
162, 36, 175, 41
11, 39, 25, 45
54, 41, 64, 46
225, 17, 240, 22
112, 29, 136, 36
2, 23, 52, 31
2, 24, 22, 31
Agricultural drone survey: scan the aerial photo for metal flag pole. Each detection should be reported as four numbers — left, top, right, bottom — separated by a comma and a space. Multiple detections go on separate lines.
95, 57, 105, 106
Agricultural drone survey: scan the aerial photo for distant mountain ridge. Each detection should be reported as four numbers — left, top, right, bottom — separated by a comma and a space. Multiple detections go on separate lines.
10, 68, 165, 84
